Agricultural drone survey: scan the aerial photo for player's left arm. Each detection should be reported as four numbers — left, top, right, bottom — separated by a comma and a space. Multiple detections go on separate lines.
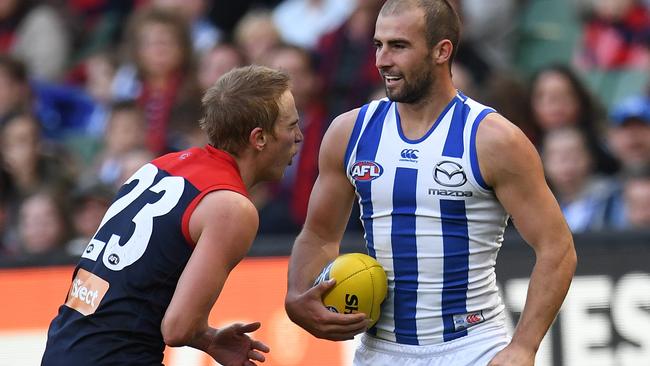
477, 114, 577, 365
161, 190, 269, 365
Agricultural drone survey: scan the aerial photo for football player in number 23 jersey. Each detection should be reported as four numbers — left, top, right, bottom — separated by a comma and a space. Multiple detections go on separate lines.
42, 65, 303, 366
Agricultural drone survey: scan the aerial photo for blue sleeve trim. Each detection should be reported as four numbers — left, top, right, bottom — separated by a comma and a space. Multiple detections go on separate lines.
469, 108, 495, 191
343, 104, 370, 171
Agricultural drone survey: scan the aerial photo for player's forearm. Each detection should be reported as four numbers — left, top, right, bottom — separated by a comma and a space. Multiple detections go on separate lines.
287, 228, 339, 296
511, 239, 576, 351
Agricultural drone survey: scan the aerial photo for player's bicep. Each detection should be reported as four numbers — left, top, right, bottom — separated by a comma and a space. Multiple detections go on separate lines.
302, 111, 358, 242
477, 115, 570, 251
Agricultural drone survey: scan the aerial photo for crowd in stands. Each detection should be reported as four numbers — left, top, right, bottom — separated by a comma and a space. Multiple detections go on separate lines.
0, 0, 648, 262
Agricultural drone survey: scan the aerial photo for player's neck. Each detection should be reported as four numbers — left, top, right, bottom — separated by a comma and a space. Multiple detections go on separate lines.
231, 153, 257, 190
396, 80, 457, 129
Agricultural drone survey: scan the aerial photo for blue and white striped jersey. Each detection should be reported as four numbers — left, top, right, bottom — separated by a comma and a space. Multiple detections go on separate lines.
344, 93, 510, 346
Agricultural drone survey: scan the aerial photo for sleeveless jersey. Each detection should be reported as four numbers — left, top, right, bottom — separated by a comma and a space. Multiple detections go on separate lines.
41, 145, 248, 366
344, 94, 509, 346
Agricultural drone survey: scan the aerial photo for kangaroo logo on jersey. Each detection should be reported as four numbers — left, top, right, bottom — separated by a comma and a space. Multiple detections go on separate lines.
433, 160, 466, 187
350, 161, 383, 181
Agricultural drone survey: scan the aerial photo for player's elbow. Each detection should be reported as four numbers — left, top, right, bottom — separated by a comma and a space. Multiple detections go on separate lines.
565, 241, 577, 275
552, 236, 577, 278
161, 315, 195, 347
536, 234, 577, 278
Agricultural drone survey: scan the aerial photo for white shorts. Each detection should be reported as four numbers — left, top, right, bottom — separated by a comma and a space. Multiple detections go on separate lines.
353, 321, 511, 366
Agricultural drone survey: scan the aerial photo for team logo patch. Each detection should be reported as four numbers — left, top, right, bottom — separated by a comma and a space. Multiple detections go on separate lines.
65, 268, 110, 316
350, 161, 384, 181
452, 311, 485, 331
433, 160, 467, 187
400, 149, 419, 162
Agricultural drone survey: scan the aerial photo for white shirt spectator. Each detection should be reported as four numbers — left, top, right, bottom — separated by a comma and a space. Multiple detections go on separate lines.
273, 0, 356, 50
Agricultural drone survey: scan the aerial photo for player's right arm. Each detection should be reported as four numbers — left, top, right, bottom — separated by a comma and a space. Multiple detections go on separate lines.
161, 190, 269, 365
285, 109, 369, 341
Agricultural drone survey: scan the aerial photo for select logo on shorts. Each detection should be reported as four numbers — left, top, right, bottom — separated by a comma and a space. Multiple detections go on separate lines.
452, 311, 485, 331
433, 160, 467, 187
350, 161, 383, 181
64, 268, 109, 316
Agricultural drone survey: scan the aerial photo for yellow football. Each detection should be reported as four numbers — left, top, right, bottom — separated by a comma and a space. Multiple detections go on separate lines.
313, 253, 388, 328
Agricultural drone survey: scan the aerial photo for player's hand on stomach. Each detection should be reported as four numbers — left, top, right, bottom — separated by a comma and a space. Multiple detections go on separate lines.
209, 322, 270, 366
285, 278, 369, 341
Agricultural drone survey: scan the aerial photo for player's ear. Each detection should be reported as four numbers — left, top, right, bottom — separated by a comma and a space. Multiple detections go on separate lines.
433, 39, 453, 65
250, 127, 266, 151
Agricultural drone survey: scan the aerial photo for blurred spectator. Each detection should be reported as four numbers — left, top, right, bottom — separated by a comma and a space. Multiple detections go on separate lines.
528, 64, 619, 173
451, 61, 479, 99
16, 189, 71, 257
0, 55, 30, 126
0, 167, 14, 256
272, 0, 355, 50
607, 95, 650, 170
0, 0, 71, 81
115, 149, 156, 188
456, 0, 520, 77
31, 80, 102, 140
233, 9, 281, 64
316, 0, 384, 121
0, 113, 75, 203
621, 166, 650, 228
258, 44, 327, 231
479, 72, 532, 139
197, 43, 245, 91
84, 52, 117, 106
79, 51, 118, 136
65, 182, 113, 256
62, 0, 133, 64
575, 0, 650, 69
150, 0, 222, 55
0, 55, 101, 140
542, 126, 618, 232
112, 7, 202, 155
208, 0, 282, 35
86, 101, 147, 188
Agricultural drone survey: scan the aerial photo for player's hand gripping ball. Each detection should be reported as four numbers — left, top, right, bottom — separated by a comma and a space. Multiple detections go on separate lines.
313, 253, 388, 327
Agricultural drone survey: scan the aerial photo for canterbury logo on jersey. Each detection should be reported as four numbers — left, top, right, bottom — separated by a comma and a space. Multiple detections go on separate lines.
350, 161, 383, 181
64, 268, 109, 316
452, 311, 485, 331
400, 149, 419, 161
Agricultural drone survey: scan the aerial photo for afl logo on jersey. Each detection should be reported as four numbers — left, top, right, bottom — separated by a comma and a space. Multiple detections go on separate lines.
433, 160, 466, 187
350, 161, 383, 181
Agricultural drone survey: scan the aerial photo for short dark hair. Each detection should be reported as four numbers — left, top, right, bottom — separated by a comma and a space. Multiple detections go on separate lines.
199, 65, 290, 155
0, 55, 28, 84
381, 0, 461, 64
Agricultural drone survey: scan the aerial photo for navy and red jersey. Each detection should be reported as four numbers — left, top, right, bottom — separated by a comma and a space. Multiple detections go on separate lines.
41, 145, 248, 366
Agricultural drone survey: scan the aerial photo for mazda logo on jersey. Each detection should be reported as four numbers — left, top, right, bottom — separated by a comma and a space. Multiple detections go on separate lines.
350, 161, 383, 181
433, 160, 467, 187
